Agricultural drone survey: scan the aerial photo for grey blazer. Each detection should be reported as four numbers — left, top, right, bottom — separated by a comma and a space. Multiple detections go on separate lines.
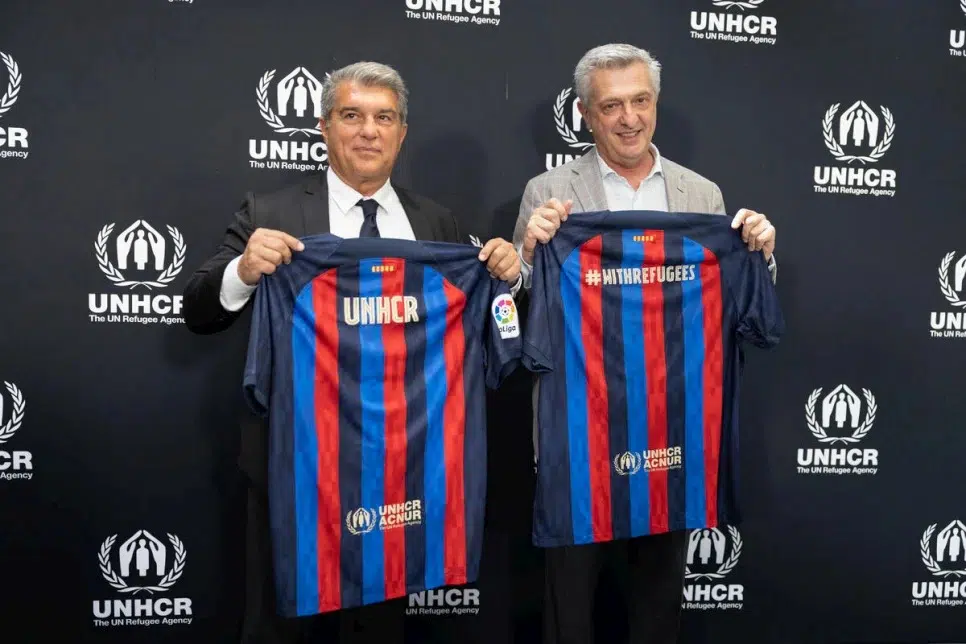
511, 148, 777, 285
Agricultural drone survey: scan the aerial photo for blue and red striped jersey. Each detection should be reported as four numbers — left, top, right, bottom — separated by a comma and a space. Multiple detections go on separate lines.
243, 234, 522, 618
523, 210, 783, 548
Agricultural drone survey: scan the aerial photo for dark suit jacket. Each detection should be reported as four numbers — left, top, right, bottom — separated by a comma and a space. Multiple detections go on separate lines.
182, 172, 462, 486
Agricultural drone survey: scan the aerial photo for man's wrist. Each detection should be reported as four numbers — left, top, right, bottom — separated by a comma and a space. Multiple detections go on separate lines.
220, 256, 258, 312
509, 273, 523, 297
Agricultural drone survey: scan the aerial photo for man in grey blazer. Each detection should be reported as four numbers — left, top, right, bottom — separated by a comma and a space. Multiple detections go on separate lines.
510, 44, 777, 644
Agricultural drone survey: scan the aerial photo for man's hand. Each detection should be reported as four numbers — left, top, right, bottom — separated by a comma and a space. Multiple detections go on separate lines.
731, 208, 776, 261
522, 198, 572, 265
478, 237, 521, 283
237, 228, 305, 286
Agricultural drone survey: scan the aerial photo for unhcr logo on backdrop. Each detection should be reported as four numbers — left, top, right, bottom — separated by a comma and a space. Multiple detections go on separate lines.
929, 251, 966, 339
813, 100, 897, 198
797, 384, 879, 476
682, 526, 744, 611
689, 0, 778, 46
93, 530, 193, 628
248, 65, 329, 172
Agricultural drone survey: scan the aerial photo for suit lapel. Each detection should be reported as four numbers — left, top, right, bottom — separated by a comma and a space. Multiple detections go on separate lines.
300, 173, 331, 236
570, 151, 608, 212
663, 163, 688, 213
395, 184, 436, 241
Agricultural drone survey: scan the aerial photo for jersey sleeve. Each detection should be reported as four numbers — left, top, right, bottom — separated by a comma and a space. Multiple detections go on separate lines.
483, 276, 523, 389
521, 243, 554, 373
732, 249, 785, 348
242, 279, 275, 417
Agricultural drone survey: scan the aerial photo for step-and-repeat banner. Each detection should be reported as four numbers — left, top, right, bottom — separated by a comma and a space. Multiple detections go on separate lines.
2, 1, 965, 642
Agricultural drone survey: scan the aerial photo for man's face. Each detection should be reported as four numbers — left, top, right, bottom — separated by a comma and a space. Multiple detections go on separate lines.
578, 62, 658, 170
320, 81, 408, 190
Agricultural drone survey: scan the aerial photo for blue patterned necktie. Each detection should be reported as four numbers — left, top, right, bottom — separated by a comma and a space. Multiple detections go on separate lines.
357, 198, 380, 238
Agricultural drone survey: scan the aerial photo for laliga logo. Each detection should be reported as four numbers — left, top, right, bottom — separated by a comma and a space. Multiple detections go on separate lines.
95, 220, 186, 290
257, 66, 327, 137
921, 521, 966, 578
613, 451, 641, 475
492, 296, 515, 325
0, 381, 25, 444
492, 295, 520, 339
346, 508, 378, 535
0, 51, 21, 119
805, 384, 876, 444
99, 530, 186, 594
822, 100, 895, 164
684, 526, 742, 580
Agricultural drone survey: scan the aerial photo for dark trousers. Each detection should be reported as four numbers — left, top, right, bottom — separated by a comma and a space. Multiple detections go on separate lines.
543, 531, 688, 644
240, 482, 406, 644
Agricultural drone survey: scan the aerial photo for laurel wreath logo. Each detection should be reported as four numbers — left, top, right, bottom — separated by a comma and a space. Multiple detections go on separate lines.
257, 70, 323, 137
613, 451, 641, 475
938, 252, 966, 309
805, 387, 876, 444
685, 526, 742, 580
0, 52, 21, 120
345, 508, 378, 536
961, 0, 966, 17
99, 533, 186, 594
822, 103, 895, 164
0, 382, 25, 444
554, 88, 594, 151
95, 223, 185, 290
712, 0, 765, 9
920, 524, 966, 577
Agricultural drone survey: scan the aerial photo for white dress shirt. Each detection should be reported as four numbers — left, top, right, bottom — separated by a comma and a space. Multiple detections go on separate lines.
598, 143, 669, 212
219, 168, 415, 312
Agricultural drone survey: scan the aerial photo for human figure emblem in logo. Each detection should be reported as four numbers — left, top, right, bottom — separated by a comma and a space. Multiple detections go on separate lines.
99, 530, 187, 593
688, 528, 726, 566
821, 384, 861, 430
805, 384, 876, 444
937, 520, 966, 563
920, 520, 966, 577
684, 526, 741, 579
116, 220, 165, 271
838, 101, 879, 148
276, 67, 323, 119
119, 529, 166, 577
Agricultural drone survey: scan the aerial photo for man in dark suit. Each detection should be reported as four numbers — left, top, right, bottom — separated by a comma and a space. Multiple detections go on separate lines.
182, 60, 522, 644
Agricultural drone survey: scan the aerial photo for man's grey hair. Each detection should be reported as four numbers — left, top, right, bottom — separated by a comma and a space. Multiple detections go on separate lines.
320, 61, 409, 124
573, 44, 662, 106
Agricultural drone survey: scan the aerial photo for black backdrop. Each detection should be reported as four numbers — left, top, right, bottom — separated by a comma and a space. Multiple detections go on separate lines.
3, 0, 966, 642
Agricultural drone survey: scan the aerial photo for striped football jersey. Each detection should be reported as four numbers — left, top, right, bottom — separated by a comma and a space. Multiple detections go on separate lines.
243, 234, 522, 617
522, 210, 783, 547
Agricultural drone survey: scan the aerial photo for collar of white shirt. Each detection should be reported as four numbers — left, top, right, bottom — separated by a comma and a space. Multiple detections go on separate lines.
327, 167, 399, 216
595, 143, 665, 184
